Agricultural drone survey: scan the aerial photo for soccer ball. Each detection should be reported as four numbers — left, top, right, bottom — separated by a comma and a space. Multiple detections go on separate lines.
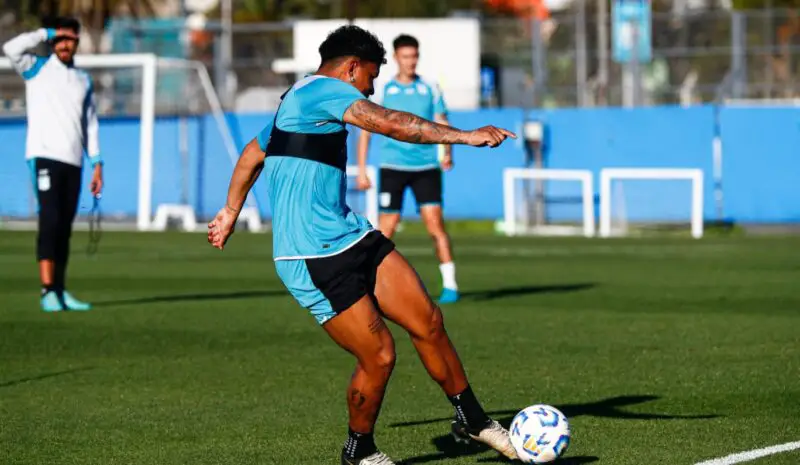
509, 404, 570, 463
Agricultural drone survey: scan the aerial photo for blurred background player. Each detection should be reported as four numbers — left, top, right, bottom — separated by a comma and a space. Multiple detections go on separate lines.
356, 34, 460, 304
208, 25, 517, 465
2, 17, 103, 312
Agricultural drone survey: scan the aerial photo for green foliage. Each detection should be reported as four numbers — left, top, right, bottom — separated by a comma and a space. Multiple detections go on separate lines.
732, 0, 800, 8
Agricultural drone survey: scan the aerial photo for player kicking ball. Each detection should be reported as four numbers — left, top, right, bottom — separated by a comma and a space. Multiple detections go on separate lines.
208, 25, 517, 465
356, 34, 460, 304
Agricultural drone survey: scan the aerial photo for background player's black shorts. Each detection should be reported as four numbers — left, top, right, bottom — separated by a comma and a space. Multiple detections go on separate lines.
32, 158, 82, 261
379, 168, 442, 213
276, 231, 395, 325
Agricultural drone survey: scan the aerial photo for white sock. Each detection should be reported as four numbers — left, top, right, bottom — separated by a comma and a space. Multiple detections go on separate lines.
440, 262, 458, 291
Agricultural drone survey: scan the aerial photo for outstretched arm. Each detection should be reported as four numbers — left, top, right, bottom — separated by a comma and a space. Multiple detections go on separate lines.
208, 138, 265, 250
343, 100, 515, 148
2, 29, 54, 77
344, 99, 468, 145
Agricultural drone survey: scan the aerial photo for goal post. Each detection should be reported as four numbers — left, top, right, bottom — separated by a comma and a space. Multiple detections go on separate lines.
502, 168, 595, 238
0, 53, 261, 232
599, 168, 704, 239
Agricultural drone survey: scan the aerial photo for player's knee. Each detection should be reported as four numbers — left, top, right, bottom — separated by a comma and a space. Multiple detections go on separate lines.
428, 227, 448, 243
414, 305, 447, 343
379, 217, 400, 238
368, 345, 396, 377
427, 306, 447, 340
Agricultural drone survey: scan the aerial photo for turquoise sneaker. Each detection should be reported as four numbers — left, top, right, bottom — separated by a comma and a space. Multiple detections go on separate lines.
438, 288, 460, 304
41, 291, 64, 312
62, 291, 92, 311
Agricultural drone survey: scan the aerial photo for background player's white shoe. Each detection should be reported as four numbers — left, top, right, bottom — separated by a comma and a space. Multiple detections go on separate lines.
451, 419, 518, 460
340, 450, 396, 465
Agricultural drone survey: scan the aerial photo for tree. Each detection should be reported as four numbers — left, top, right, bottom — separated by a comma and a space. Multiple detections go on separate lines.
5, 0, 164, 52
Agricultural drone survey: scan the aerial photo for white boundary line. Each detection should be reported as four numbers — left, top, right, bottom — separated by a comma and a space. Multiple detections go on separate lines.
694, 441, 800, 465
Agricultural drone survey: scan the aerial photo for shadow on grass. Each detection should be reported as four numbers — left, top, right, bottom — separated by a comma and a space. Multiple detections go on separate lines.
96, 290, 287, 307
0, 366, 95, 388
395, 395, 719, 464
459, 283, 596, 302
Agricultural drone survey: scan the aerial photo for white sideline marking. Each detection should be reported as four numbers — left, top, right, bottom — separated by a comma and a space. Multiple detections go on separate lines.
694, 441, 800, 465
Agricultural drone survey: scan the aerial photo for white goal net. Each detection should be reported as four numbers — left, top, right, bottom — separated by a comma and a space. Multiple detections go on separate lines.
501, 168, 595, 237
0, 53, 258, 231
599, 168, 704, 238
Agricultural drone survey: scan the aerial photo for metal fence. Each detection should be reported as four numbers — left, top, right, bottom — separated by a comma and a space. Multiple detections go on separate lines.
484, 8, 800, 108
2, 8, 799, 116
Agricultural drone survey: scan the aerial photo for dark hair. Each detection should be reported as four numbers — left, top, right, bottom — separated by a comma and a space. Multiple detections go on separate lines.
393, 34, 419, 51
319, 25, 387, 66
42, 16, 81, 34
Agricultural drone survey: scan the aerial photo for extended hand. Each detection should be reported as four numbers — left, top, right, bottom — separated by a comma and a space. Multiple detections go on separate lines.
208, 207, 238, 250
90, 164, 103, 197
441, 152, 454, 171
356, 172, 372, 191
466, 126, 517, 148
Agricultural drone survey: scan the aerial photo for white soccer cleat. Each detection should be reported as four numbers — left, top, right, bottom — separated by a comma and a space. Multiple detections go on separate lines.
452, 419, 519, 460
340, 451, 396, 465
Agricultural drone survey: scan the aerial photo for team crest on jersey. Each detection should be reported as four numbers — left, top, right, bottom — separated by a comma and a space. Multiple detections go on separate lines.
37, 169, 50, 192
386, 86, 400, 95
416, 84, 428, 95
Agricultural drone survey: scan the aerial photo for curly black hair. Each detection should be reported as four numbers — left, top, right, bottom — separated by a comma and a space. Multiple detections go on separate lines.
41, 16, 81, 34
319, 25, 387, 66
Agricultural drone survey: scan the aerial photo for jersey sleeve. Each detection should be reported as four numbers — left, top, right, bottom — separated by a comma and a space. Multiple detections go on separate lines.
312, 78, 366, 122
83, 76, 102, 165
1, 29, 54, 80
256, 121, 273, 152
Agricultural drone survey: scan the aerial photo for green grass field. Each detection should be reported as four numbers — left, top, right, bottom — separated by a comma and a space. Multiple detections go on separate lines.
1, 230, 799, 465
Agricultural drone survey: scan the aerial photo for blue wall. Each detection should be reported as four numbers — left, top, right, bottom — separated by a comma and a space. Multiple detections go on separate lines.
1, 105, 798, 223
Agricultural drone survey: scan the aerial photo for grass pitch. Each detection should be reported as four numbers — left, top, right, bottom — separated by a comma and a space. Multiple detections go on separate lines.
1, 231, 798, 465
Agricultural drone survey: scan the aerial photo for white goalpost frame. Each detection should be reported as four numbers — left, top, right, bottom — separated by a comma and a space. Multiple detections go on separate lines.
0, 53, 262, 232
599, 168, 704, 239
346, 165, 379, 228
502, 168, 595, 238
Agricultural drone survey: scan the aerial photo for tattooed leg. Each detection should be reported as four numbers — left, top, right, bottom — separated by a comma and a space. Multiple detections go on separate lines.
324, 295, 396, 433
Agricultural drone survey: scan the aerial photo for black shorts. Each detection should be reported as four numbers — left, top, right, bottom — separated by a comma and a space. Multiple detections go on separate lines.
379, 167, 442, 213
275, 231, 395, 325
32, 158, 82, 261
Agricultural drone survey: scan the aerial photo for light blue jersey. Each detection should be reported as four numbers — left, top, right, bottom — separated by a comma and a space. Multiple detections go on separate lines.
256, 75, 371, 260
377, 76, 447, 171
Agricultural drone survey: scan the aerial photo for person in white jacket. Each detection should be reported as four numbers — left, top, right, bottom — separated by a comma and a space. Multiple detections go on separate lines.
2, 16, 104, 312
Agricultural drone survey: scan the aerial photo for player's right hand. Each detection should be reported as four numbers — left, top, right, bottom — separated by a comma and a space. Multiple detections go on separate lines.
208, 207, 237, 251
356, 172, 372, 191
466, 126, 517, 148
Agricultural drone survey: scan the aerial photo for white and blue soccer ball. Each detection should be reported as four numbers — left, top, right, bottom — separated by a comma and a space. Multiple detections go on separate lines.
509, 404, 570, 463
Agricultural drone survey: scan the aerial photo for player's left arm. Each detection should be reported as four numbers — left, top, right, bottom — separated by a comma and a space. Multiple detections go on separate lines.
84, 78, 103, 196
208, 137, 266, 250
431, 82, 453, 168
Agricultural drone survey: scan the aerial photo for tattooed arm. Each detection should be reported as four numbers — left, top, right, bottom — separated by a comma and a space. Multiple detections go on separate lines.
343, 99, 516, 148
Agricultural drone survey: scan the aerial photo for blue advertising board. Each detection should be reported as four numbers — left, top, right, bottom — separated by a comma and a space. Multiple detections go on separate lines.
612, 0, 652, 63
